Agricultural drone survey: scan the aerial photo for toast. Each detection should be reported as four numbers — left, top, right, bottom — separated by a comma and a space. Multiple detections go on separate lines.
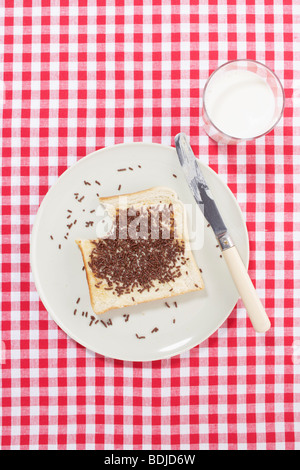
76, 186, 204, 315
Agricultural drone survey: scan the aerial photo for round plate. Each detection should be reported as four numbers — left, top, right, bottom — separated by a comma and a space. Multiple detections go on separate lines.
30, 143, 249, 362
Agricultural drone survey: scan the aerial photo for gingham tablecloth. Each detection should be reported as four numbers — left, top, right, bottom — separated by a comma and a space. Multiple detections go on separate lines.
0, 0, 299, 451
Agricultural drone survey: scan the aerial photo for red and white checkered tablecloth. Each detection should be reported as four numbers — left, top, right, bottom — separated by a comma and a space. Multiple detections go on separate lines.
0, 0, 299, 450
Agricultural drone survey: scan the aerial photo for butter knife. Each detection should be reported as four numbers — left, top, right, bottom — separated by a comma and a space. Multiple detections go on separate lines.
175, 132, 271, 333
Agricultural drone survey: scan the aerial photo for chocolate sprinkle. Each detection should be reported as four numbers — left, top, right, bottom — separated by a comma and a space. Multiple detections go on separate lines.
88, 205, 186, 297
151, 327, 159, 333
165, 302, 170, 308
117, 168, 126, 172
136, 333, 145, 339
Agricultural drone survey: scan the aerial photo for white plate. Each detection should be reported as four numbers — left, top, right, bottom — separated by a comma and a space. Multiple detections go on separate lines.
30, 143, 249, 362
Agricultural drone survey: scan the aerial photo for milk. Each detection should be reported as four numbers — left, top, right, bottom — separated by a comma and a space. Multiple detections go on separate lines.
204, 69, 276, 139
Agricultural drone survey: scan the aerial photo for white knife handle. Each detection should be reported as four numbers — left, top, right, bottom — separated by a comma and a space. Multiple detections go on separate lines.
222, 246, 271, 333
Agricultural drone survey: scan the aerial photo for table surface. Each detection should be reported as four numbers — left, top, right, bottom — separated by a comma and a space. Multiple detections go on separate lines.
1, 0, 299, 450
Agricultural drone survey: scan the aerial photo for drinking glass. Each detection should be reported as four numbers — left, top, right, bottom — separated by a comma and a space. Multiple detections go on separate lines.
202, 59, 285, 144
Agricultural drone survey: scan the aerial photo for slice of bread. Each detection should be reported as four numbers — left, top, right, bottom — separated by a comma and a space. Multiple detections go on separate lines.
76, 186, 204, 315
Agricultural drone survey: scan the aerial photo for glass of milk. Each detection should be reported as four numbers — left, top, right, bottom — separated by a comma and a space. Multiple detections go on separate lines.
202, 59, 285, 144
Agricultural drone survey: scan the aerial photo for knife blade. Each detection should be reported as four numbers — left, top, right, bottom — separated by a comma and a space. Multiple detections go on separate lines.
174, 132, 232, 250
175, 132, 271, 333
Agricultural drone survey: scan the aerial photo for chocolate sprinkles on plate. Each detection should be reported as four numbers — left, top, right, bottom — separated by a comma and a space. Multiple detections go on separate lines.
136, 333, 146, 339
